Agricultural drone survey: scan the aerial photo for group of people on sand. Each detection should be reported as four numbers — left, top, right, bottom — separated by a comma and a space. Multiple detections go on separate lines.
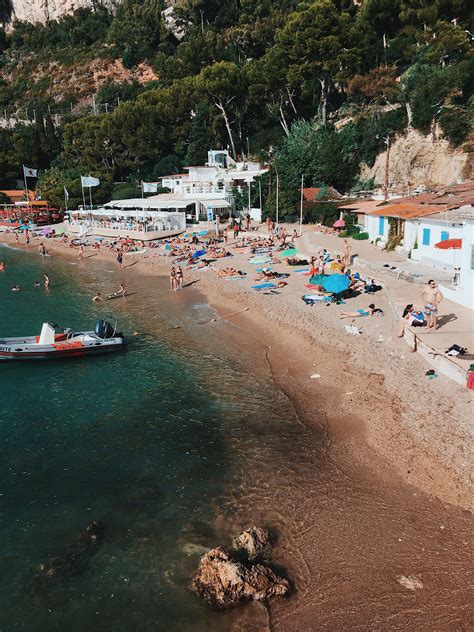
169, 266, 184, 291
397, 279, 444, 337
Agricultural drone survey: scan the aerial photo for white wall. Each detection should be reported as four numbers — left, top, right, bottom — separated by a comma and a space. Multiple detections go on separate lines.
366, 214, 389, 245
412, 219, 463, 268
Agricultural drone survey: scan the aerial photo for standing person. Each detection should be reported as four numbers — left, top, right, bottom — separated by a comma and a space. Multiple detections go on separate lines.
43, 273, 50, 289
25, 231, 30, 248
176, 265, 183, 290
291, 228, 297, 243
39, 243, 46, 256
169, 266, 177, 291
233, 222, 239, 240
422, 280, 443, 331
116, 249, 123, 269
78, 244, 84, 261
15, 231, 19, 244
223, 226, 228, 245
343, 239, 351, 267
118, 282, 126, 297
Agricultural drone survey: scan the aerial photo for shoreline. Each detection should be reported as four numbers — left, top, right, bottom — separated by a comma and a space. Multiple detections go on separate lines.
2, 234, 474, 629
1, 233, 472, 511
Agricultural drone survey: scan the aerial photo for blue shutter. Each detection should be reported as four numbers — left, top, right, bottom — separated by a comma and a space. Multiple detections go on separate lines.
440, 231, 449, 241
422, 228, 430, 246
378, 217, 385, 235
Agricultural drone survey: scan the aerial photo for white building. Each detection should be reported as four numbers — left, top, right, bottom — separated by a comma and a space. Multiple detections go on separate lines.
65, 150, 267, 240
161, 150, 267, 221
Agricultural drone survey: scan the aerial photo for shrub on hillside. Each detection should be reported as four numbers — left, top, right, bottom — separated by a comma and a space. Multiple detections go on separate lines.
352, 231, 369, 240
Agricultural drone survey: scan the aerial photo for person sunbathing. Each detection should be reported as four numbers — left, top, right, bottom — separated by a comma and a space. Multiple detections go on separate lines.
217, 267, 238, 277
339, 303, 383, 319
397, 304, 426, 337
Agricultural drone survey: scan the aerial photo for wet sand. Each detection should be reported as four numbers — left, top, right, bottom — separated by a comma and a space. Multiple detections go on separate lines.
2, 234, 473, 630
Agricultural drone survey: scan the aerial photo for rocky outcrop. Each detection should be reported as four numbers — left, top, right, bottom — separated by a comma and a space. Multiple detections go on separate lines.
8, 0, 111, 23
232, 526, 271, 561
191, 527, 289, 609
192, 546, 289, 609
360, 127, 472, 189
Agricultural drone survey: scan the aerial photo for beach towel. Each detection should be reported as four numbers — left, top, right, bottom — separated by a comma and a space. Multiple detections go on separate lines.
192, 249, 206, 259
294, 268, 310, 274
280, 248, 299, 258
251, 282, 278, 290
249, 257, 272, 265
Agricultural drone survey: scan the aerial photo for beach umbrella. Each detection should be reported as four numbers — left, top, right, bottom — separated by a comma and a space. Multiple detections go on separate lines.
309, 273, 326, 285
333, 218, 345, 228
321, 273, 350, 293
434, 238, 462, 249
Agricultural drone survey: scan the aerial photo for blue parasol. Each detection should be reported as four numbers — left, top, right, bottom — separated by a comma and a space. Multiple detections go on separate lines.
321, 273, 350, 293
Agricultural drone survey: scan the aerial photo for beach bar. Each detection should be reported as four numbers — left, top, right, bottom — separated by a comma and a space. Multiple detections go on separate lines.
66, 206, 186, 241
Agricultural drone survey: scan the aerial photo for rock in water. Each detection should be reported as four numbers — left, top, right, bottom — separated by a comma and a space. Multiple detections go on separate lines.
232, 526, 271, 560
191, 546, 289, 609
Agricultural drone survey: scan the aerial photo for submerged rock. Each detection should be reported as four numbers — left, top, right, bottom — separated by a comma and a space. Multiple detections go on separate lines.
232, 526, 271, 561
191, 527, 289, 609
35, 521, 105, 582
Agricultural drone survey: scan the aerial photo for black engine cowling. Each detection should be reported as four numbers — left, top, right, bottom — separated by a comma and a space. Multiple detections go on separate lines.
94, 320, 115, 339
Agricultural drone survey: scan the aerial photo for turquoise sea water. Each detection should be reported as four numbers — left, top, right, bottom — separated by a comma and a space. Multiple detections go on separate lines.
0, 245, 296, 631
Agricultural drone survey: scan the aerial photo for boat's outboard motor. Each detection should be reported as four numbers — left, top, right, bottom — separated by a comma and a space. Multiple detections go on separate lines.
95, 320, 115, 339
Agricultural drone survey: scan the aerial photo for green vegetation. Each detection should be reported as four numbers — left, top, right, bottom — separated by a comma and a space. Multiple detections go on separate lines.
0, 0, 471, 209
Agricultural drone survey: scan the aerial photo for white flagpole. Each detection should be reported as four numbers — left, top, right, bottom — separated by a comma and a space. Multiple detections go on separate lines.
299, 173, 304, 236
64, 189, 68, 213
88, 175, 93, 209
141, 181, 144, 199
81, 180, 86, 210
23, 167, 29, 206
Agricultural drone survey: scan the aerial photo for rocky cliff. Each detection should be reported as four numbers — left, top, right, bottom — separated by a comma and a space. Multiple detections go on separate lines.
8, 0, 113, 23
361, 127, 472, 189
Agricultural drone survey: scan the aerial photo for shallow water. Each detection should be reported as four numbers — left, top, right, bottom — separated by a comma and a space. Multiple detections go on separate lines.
0, 246, 300, 630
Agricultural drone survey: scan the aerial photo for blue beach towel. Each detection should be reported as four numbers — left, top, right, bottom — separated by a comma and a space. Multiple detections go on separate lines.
251, 282, 278, 290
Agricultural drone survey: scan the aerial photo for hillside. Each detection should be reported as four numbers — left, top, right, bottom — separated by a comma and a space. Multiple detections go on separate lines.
0, 0, 472, 211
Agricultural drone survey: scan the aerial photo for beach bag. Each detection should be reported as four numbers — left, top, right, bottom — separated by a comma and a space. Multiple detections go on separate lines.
445, 344, 467, 356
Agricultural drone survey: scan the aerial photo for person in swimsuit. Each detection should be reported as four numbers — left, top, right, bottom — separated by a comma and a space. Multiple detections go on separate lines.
421, 280, 443, 331
116, 250, 123, 269
34, 280, 40, 287
176, 266, 183, 290
170, 266, 177, 291
92, 292, 102, 302
43, 273, 50, 288
78, 244, 84, 260
118, 283, 126, 297
339, 304, 382, 319
11, 285, 21, 291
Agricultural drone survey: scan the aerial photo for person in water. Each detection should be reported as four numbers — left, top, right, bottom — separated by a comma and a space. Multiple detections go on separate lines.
43, 273, 50, 288
116, 250, 123, 269
11, 284, 21, 291
34, 281, 40, 287
39, 243, 46, 256
118, 283, 126, 297
92, 292, 102, 302
0, 261, 6, 271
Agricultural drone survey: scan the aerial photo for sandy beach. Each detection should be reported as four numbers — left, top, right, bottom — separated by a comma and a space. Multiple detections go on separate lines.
2, 229, 473, 629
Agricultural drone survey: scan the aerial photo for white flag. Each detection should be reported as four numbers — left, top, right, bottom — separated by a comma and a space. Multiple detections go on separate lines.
142, 182, 158, 193
23, 165, 38, 178
64, 187, 69, 201
81, 176, 100, 188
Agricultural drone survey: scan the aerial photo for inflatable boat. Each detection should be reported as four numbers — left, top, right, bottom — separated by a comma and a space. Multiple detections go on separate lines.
0, 320, 124, 361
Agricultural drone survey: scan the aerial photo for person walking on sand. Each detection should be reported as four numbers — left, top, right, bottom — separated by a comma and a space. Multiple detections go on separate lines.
422, 280, 443, 331
15, 232, 19, 244
170, 266, 177, 291
43, 273, 50, 289
176, 265, 183, 290
25, 232, 30, 248
39, 243, 46, 256
78, 244, 84, 261
343, 239, 351, 267
116, 249, 123, 269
